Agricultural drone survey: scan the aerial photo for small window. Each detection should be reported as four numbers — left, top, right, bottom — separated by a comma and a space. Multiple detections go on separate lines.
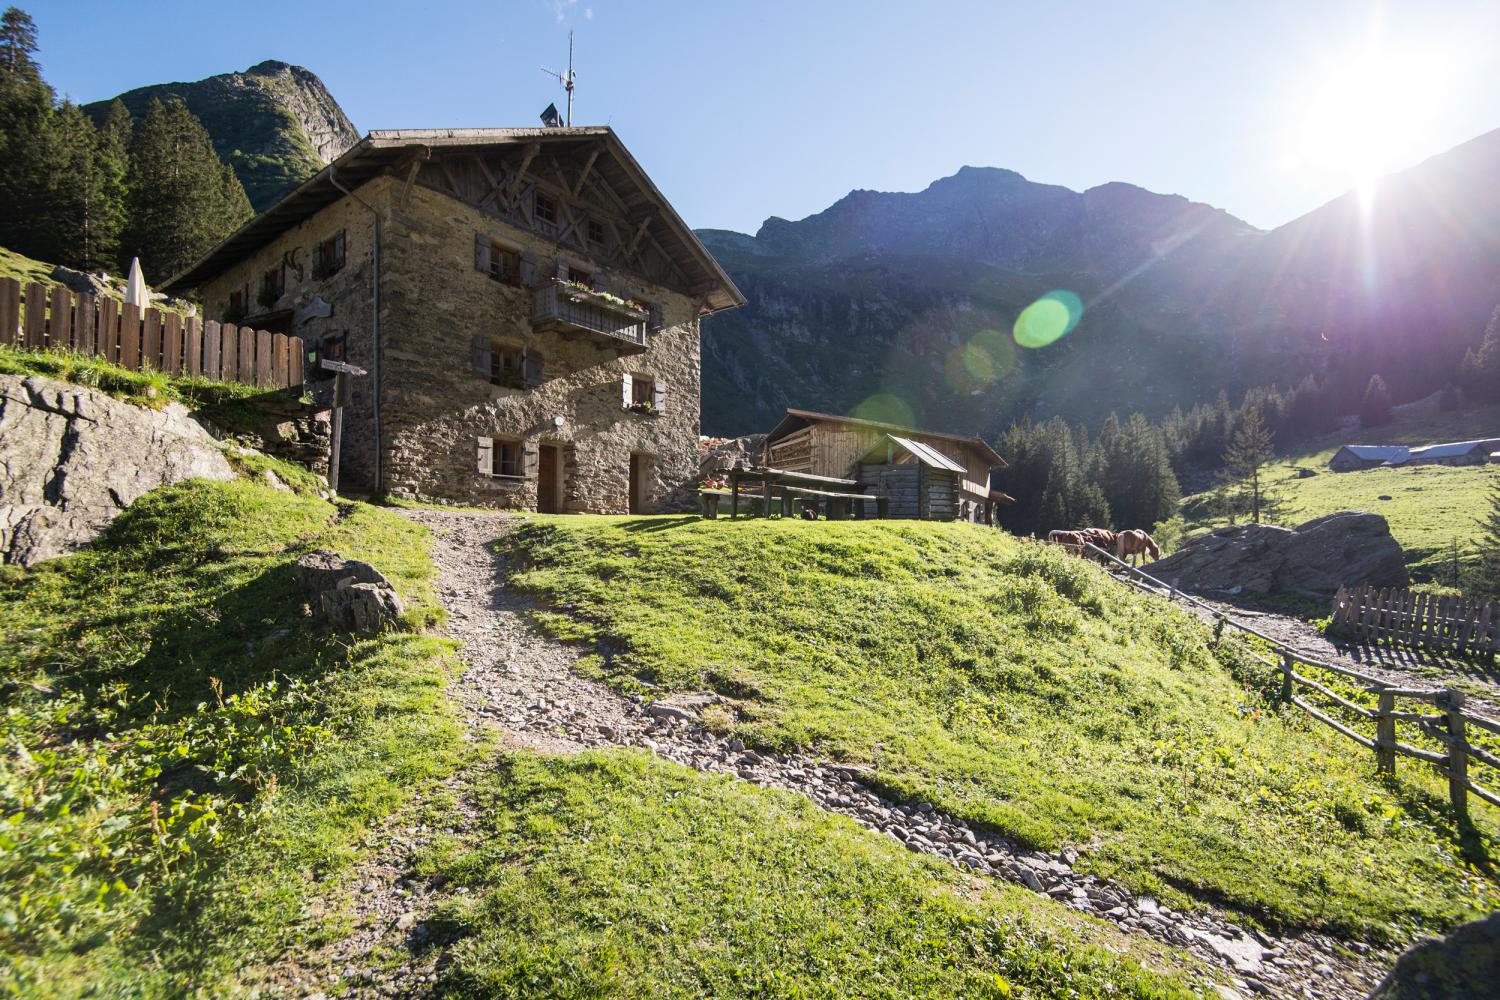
624, 372, 659, 413
535, 194, 557, 225
587, 218, 606, 246
226, 289, 245, 322
489, 244, 520, 282
258, 266, 284, 308
490, 340, 525, 388
313, 230, 346, 278
566, 265, 592, 286
492, 438, 522, 478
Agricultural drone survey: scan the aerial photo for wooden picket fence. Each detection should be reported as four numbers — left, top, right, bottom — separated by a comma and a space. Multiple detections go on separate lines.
0, 277, 304, 389
1078, 542, 1500, 820
1331, 585, 1499, 655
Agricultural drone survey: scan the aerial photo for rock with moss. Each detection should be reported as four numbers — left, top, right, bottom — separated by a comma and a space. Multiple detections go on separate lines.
0, 373, 235, 565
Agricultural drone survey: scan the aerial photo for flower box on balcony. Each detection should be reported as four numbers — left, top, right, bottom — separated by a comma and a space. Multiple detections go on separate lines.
532, 280, 648, 352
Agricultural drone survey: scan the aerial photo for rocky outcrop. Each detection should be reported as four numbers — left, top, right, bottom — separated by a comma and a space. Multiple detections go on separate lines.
0, 374, 235, 566
292, 550, 404, 633
1147, 511, 1408, 600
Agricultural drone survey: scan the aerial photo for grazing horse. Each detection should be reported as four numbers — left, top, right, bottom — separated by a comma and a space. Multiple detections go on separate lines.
1115, 529, 1161, 565
1048, 529, 1087, 548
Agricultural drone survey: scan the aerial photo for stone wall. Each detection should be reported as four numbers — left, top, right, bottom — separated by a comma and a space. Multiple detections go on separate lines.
376, 181, 702, 513
200, 187, 382, 490
197, 175, 705, 512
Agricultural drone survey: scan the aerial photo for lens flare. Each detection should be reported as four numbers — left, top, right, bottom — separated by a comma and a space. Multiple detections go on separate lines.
1013, 290, 1084, 349
970, 327, 1017, 379
944, 329, 1017, 395
850, 393, 916, 428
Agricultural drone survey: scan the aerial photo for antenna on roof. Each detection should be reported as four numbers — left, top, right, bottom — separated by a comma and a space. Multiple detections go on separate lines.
540, 30, 576, 127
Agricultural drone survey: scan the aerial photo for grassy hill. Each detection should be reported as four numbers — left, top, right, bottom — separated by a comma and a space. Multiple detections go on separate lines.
0, 481, 1208, 998
507, 517, 1499, 942
1181, 398, 1500, 582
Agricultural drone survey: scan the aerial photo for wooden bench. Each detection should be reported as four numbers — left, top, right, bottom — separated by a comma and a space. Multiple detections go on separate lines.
698, 488, 733, 519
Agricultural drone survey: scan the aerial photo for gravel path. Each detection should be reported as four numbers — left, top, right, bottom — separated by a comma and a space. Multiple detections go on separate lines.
278, 510, 1394, 999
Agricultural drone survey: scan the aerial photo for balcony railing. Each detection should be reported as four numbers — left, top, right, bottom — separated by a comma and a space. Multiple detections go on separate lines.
531, 281, 648, 351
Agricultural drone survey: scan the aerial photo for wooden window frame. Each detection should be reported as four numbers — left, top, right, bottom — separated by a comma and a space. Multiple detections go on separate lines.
313, 230, 346, 278
492, 437, 523, 478
587, 217, 607, 247
535, 193, 557, 225
490, 340, 526, 389
258, 265, 284, 308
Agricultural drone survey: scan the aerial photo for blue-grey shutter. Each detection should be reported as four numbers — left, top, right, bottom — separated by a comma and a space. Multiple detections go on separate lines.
523, 440, 539, 477
648, 303, 662, 332
591, 273, 608, 292
471, 335, 491, 378
555, 258, 569, 281
311, 241, 325, 277
519, 252, 537, 286
523, 351, 544, 388
621, 372, 633, 408
474, 233, 491, 274
651, 379, 666, 413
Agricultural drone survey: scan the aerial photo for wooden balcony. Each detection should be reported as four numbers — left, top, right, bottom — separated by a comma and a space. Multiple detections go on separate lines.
531, 280, 648, 352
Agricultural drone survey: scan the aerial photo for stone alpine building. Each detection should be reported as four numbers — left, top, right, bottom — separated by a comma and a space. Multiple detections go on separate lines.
166, 127, 744, 512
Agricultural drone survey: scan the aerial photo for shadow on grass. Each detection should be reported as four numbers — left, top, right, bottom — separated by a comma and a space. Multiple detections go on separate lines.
620, 516, 701, 533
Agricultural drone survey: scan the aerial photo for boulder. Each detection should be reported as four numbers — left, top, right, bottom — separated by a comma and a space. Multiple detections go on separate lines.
0, 374, 236, 566
1370, 912, 1500, 999
1148, 511, 1407, 599
293, 550, 404, 633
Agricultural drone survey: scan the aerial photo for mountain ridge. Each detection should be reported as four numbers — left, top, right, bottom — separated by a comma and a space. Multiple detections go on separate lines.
698, 128, 1500, 438
83, 61, 360, 212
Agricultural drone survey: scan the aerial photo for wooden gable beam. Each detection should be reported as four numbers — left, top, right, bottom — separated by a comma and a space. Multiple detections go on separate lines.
506, 142, 542, 205
626, 214, 655, 258
572, 146, 601, 199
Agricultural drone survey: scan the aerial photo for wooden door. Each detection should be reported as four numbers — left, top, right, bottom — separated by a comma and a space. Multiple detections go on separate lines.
538, 445, 561, 513
629, 453, 646, 514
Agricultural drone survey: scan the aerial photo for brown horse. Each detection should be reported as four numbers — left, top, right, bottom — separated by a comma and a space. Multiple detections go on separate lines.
1048, 529, 1087, 547
1115, 529, 1161, 565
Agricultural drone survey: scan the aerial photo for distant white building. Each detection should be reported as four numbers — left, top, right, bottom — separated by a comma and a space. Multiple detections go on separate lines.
1329, 439, 1500, 472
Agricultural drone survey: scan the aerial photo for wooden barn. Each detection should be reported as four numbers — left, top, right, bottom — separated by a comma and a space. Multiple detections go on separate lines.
762, 408, 1011, 522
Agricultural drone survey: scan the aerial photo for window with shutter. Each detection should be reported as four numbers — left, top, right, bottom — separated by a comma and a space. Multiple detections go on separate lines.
489, 340, 525, 388
316, 231, 346, 278
651, 379, 666, 414
625, 373, 656, 413
621, 372, 633, 409
494, 438, 523, 477
519, 252, 537, 285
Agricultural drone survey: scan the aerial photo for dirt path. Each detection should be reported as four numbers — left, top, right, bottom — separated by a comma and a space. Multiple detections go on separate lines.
276, 510, 1391, 999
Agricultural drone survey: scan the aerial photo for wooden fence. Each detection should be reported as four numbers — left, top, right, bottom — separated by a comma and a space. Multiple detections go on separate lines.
1331, 584, 1499, 655
0, 277, 304, 389
1077, 542, 1500, 821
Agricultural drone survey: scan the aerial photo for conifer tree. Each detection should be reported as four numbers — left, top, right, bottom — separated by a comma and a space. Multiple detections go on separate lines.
1472, 483, 1500, 601
1459, 306, 1500, 405
39, 100, 126, 271
0, 6, 52, 256
1359, 374, 1393, 426
1220, 405, 1283, 525
122, 96, 252, 282
0, 6, 39, 81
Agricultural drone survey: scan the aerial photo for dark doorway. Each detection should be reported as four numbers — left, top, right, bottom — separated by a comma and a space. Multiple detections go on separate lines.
628, 453, 648, 514
538, 444, 562, 513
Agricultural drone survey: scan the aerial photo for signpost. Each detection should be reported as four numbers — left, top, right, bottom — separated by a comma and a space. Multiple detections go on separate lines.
306, 334, 366, 494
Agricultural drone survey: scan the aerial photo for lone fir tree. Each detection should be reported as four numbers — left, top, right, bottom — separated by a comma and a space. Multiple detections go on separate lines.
1220, 406, 1284, 525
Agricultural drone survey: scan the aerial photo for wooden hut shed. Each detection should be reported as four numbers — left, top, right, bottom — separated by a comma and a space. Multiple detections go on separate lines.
762, 408, 1011, 522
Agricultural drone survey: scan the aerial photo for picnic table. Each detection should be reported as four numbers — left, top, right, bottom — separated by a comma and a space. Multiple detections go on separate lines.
699, 466, 888, 520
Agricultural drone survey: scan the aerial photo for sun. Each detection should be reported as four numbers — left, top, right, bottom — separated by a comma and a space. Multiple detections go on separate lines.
1289, 32, 1467, 206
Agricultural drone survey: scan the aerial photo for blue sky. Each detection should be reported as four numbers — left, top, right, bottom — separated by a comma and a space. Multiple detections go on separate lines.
29, 1, 1500, 235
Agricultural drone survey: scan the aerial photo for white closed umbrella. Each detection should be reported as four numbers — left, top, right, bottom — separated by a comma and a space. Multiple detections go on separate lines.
124, 257, 149, 309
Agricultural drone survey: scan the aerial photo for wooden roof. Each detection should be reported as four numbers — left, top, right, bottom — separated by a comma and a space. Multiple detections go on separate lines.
766, 407, 1008, 469
163, 127, 745, 315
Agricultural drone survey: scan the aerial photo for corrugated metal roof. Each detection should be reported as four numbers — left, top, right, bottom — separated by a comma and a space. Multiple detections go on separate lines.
1342, 445, 1408, 460
1403, 440, 1491, 460
887, 435, 967, 473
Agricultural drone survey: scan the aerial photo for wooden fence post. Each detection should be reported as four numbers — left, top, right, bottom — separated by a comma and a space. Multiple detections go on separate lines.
1375, 690, 1396, 775
1279, 652, 1294, 703
1443, 689, 1468, 821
